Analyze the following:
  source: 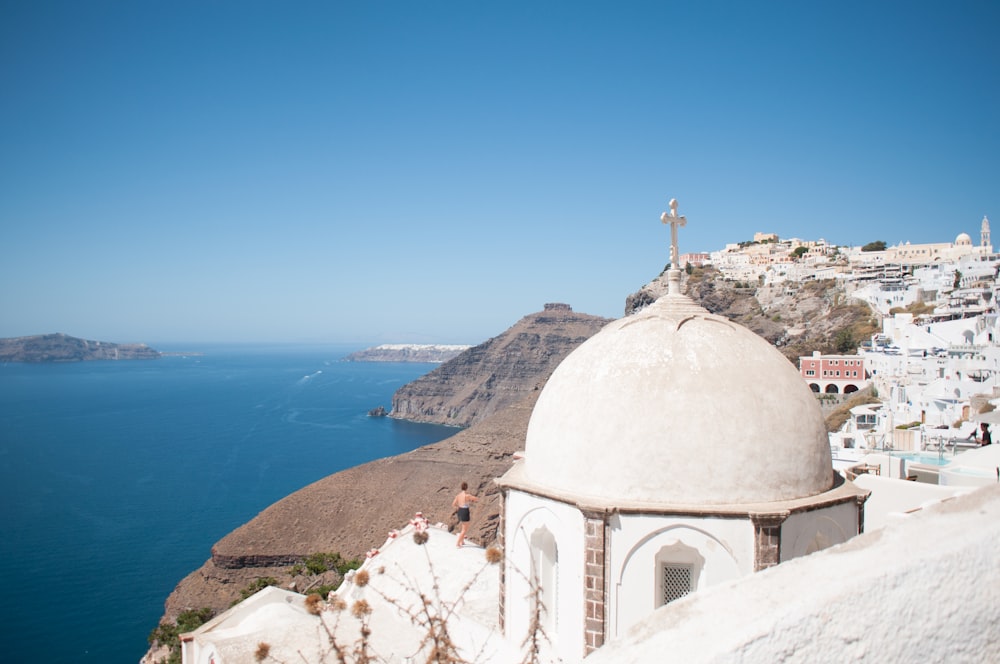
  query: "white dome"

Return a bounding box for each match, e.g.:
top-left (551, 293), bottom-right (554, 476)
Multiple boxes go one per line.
top-left (955, 233), bottom-right (972, 246)
top-left (523, 292), bottom-right (833, 505)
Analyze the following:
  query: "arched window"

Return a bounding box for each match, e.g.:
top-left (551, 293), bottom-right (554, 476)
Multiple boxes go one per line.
top-left (825, 384), bottom-right (840, 394)
top-left (530, 527), bottom-right (558, 638)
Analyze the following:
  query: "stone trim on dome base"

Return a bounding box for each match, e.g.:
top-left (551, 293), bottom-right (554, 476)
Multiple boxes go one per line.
top-left (497, 462), bottom-right (869, 521)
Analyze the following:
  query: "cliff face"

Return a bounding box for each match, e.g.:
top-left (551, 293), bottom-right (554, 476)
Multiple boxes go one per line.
top-left (0, 333), bottom-right (160, 362)
top-left (389, 303), bottom-right (612, 427)
top-left (626, 267), bottom-right (877, 363)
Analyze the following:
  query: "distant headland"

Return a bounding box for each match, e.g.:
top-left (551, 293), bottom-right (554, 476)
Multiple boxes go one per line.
top-left (342, 343), bottom-right (471, 363)
top-left (0, 333), bottom-right (161, 363)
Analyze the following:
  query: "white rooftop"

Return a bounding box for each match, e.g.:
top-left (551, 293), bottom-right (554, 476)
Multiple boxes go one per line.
top-left (523, 288), bottom-right (833, 505)
top-left (183, 521), bottom-right (513, 663)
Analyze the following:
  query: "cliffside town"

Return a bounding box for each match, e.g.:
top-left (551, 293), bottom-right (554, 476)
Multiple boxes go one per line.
top-left (342, 344), bottom-right (470, 363)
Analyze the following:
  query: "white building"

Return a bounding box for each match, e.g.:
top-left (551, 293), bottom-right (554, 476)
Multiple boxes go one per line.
top-left (497, 267), bottom-right (866, 661)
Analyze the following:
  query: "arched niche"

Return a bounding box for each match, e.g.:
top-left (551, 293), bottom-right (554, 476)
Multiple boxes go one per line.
top-left (612, 524), bottom-right (741, 637)
top-left (529, 526), bottom-right (559, 640)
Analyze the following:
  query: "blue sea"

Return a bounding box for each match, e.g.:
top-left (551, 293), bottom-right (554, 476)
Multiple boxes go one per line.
top-left (0, 344), bottom-right (455, 663)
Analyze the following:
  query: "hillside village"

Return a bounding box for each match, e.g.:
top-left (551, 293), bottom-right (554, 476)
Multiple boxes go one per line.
top-left (160, 217), bottom-right (999, 664)
top-left (700, 217), bottom-right (1000, 488)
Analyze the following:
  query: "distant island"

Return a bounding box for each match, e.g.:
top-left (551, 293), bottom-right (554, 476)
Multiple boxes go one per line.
top-left (342, 343), bottom-right (470, 363)
top-left (0, 333), bottom-right (161, 363)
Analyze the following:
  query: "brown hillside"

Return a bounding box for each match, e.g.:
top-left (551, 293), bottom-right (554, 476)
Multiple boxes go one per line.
top-left (158, 393), bottom-right (537, 625)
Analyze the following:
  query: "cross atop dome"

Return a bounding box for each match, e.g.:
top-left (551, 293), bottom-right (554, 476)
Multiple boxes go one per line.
top-left (660, 198), bottom-right (687, 295)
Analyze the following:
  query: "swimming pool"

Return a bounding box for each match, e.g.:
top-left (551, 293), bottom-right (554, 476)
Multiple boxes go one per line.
top-left (890, 452), bottom-right (951, 467)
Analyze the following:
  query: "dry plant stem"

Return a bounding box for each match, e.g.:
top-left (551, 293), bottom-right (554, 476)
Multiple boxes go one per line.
top-left (317, 612), bottom-right (350, 664)
top-left (272, 540), bottom-right (551, 663)
top-left (351, 613), bottom-right (374, 663)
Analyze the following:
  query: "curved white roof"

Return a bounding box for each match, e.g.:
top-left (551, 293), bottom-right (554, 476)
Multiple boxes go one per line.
top-left (955, 232), bottom-right (973, 245)
top-left (522, 292), bottom-right (833, 505)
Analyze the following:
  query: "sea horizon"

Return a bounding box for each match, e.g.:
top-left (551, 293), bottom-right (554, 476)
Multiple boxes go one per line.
top-left (0, 344), bottom-right (455, 663)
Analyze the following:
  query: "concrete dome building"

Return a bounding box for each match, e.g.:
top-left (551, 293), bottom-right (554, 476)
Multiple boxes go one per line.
top-left (955, 232), bottom-right (973, 246)
top-left (497, 201), bottom-right (868, 661)
top-left (522, 292), bottom-right (832, 505)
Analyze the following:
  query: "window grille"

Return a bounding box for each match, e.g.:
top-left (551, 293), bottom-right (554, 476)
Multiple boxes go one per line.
top-left (662, 564), bottom-right (693, 605)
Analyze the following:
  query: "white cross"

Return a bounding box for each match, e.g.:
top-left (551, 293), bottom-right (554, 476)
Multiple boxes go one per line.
top-left (660, 198), bottom-right (687, 269)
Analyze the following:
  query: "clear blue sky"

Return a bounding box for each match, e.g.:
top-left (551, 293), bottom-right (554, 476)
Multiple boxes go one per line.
top-left (2, 2), bottom-right (997, 344)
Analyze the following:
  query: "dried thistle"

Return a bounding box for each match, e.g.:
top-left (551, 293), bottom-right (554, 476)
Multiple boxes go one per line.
top-left (354, 569), bottom-right (370, 587)
top-left (378, 566), bottom-right (386, 574)
top-left (304, 593), bottom-right (324, 615)
top-left (326, 596), bottom-right (347, 612)
top-left (351, 599), bottom-right (372, 618)
top-left (254, 641), bottom-right (271, 661)
top-left (485, 546), bottom-right (503, 564)
top-left (413, 530), bottom-right (430, 545)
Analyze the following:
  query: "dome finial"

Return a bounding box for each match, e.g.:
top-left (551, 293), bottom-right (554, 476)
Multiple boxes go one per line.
top-left (660, 198), bottom-right (687, 295)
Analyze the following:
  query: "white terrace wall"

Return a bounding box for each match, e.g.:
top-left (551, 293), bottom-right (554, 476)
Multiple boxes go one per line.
top-left (587, 485), bottom-right (1000, 664)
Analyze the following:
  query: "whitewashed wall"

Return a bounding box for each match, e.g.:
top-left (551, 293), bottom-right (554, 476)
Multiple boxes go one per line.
top-left (780, 501), bottom-right (857, 560)
top-left (504, 490), bottom-right (586, 663)
top-left (608, 513), bottom-right (753, 638)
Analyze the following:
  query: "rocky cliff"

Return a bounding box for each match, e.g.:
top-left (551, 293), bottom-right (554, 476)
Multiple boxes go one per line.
top-left (389, 303), bottom-right (612, 427)
top-left (0, 333), bottom-right (160, 362)
top-left (626, 267), bottom-right (877, 363)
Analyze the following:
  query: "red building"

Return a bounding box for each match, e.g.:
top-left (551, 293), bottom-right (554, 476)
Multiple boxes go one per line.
top-left (679, 252), bottom-right (711, 267)
top-left (798, 351), bottom-right (869, 394)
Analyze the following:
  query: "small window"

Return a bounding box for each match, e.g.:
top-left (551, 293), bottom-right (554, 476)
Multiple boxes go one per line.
top-left (662, 564), bottom-right (693, 604)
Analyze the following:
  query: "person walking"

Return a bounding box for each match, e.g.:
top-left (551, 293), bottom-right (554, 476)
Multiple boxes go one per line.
top-left (452, 482), bottom-right (478, 548)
